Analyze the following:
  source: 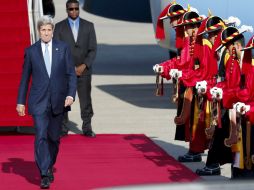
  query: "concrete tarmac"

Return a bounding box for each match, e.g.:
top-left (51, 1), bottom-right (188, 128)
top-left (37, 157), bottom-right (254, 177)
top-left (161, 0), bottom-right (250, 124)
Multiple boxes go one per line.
top-left (53, 2), bottom-right (232, 182)
top-left (57, 2), bottom-right (231, 185)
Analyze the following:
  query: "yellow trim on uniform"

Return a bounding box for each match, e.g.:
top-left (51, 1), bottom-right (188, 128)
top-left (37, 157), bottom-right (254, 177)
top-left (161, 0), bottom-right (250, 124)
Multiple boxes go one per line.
top-left (203, 39), bottom-right (212, 49)
top-left (191, 96), bottom-right (200, 140)
top-left (252, 58), bottom-right (254, 66)
top-left (205, 100), bottom-right (211, 130)
top-left (224, 51), bottom-right (230, 66)
top-left (231, 128), bottom-right (244, 169)
top-left (192, 97), bottom-right (199, 139)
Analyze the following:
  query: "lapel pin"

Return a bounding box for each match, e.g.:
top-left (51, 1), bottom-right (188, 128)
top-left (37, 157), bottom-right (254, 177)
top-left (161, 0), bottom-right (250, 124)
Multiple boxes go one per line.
top-left (56, 48), bottom-right (59, 51)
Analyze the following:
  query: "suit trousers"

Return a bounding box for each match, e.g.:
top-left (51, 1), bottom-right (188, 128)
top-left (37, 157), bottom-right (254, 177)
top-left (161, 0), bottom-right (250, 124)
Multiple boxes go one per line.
top-left (77, 75), bottom-right (94, 132)
top-left (61, 75), bottom-right (94, 133)
top-left (33, 106), bottom-right (63, 176)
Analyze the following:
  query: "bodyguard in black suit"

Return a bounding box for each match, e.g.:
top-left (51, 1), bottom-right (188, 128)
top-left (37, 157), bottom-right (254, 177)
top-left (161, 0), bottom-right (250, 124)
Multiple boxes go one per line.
top-left (16, 16), bottom-right (77, 188)
top-left (53, 0), bottom-right (97, 137)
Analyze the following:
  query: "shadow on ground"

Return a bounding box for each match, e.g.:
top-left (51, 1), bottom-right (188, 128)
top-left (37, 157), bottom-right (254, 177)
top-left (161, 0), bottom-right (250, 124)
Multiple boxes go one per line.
top-left (151, 138), bottom-right (230, 181)
top-left (66, 120), bottom-right (82, 134)
top-left (93, 44), bottom-right (169, 75)
top-left (96, 83), bottom-right (177, 109)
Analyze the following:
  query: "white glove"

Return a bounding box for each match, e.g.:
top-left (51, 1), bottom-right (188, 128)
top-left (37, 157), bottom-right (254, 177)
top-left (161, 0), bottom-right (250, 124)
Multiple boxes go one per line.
top-left (210, 87), bottom-right (223, 99)
top-left (170, 69), bottom-right (182, 79)
top-left (233, 102), bottom-right (250, 115)
top-left (169, 69), bottom-right (178, 78)
top-left (175, 70), bottom-right (182, 79)
top-left (153, 64), bottom-right (163, 73)
top-left (196, 81), bottom-right (207, 94)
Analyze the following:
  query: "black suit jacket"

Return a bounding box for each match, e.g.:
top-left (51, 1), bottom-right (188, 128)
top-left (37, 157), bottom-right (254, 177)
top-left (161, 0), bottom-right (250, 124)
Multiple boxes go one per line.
top-left (53, 18), bottom-right (97, 75)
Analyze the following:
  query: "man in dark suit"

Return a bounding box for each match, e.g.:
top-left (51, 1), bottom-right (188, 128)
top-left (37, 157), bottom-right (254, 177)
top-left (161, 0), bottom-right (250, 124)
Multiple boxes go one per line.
top-left (16, 15), bottom-right (77, 189)
top-left (53, 0), bottom-right (97, 137)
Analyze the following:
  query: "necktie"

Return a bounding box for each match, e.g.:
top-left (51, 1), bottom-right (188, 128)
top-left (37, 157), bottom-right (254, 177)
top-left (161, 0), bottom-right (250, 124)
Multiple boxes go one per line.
top-left (44, 44), bottom-right (51, 76)
top-left (72, 21), bottom-right (78, 42)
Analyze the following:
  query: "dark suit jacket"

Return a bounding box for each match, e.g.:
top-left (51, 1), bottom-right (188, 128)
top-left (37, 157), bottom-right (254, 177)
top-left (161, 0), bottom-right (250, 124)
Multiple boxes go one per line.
top-left (17, 39), bottom-right (77, 115)
top-left (53, 18), bottom-right (97, 75)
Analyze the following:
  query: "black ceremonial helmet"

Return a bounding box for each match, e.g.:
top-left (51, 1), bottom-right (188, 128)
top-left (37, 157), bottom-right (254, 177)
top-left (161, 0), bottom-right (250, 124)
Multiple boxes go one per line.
top-left (176, 11), bottom-right (203, 27)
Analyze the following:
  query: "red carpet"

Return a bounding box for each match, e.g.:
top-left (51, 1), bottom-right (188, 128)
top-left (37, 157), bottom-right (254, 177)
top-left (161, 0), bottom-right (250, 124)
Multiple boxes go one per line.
top-left (0, 0), bottom-right (33, 126)
top-left (0, 134), bottom-right (199, 189)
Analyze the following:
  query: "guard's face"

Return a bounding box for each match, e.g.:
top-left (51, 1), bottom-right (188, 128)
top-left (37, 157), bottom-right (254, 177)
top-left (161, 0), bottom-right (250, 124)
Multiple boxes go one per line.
top-left (227, 44), bottom-right (234, 56)
top-left (170, 16), bottom-right (180, 27)
top-left (208, 31), bottom-right (219, 45)
top-left (39, 24), bottom-right (53, 43)
top-left (67, 3), bottom-right (79, 20)
top-left (185, 24), bottom-right (198, 37)
top-left (227, 42), bottom-right (242, 58)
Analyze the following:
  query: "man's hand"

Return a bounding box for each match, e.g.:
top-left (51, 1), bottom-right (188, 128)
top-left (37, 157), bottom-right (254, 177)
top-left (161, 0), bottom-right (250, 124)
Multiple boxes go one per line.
top-left (16, 104), bottom-right (25, 116)
top-left (75, 64), bottom-right (86, 76)
top-left (65, 96), bottom-right (74, 107)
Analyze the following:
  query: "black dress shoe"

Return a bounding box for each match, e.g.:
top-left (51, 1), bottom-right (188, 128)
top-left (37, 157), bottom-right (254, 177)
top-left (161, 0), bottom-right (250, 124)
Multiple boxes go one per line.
top-left (40, 176), bottom-right (50, 189)
top-left (83, 131), bottom-right (96, 137)
top-left (47, 168), bottom-right (54, 182)
top-left (178, 152), bottom-right (202, 162)
top-left (196, 165), bottom-right (221, 176)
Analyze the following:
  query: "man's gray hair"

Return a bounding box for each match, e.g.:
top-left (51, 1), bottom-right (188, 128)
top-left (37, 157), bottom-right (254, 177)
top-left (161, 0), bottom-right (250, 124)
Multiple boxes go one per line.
top-left (37, 15), bottom-right (54, 30)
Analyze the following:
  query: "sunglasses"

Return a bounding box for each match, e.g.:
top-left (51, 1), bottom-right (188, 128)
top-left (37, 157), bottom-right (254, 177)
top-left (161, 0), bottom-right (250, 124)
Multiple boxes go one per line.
top-left (68, 7), bottom-right (79, 11)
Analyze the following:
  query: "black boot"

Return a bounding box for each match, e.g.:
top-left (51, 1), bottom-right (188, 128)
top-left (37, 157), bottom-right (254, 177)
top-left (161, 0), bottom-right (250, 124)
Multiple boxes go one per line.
top-left (196, 163), bottom-right (221, 176)
top-left (231, 166), bottom-right (254, 179)
top-left (178, 152), bottom-right (202, 162)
